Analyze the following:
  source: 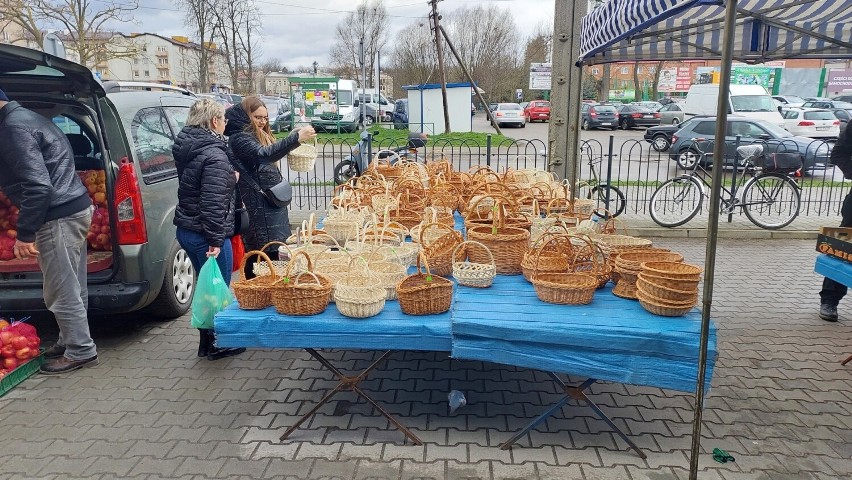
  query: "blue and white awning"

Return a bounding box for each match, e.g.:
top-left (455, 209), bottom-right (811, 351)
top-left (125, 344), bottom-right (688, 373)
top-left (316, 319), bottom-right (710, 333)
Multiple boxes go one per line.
top-left (579, 0), bottom-right (852, 65)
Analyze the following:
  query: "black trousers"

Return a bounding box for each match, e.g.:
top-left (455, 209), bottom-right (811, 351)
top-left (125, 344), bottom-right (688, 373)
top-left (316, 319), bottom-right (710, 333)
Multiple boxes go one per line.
top-left (820, 188), bottom-right (852, 306)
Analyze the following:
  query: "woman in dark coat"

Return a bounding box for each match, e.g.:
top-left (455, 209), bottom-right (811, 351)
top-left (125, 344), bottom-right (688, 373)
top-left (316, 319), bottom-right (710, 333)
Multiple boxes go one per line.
top-left (225, 96), bottom-right (316, 278)
top-left (173, 97), bottom-right (245, 360)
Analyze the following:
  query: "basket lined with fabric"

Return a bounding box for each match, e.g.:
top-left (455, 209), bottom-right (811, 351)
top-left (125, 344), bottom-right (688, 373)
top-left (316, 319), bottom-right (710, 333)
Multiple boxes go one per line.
top-left (396, 253), bottom-right (454, 315)
top-left (451, 240), bottom-right (496, 288)
top-left (419, 221), bottom-right (464, 277)
top-left (270, 251), bottom-right (333, 316)
top-left (251, 241), bottom-right (296, 277)
top-left (333, 258), bottom-right (386, 318)
top-left (466, 202), bottom-right (530, 275)
top-left (287, 137), bottom-right (318, 172)
top-left (233, 250), bottom-right (277, 309)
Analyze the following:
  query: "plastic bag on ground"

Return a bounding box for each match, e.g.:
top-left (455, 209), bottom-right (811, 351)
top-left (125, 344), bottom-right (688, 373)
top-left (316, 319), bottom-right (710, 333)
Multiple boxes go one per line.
top-left (190, 257), bottom-right (233, 330)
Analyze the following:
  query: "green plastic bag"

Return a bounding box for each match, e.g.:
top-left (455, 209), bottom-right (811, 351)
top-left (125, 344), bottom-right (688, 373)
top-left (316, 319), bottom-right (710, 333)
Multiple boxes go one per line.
top-left (190, 257), bottom-right (233, 330)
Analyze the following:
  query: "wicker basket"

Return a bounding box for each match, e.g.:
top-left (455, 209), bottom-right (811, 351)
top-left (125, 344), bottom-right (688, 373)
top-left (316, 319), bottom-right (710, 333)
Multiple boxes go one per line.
top-left (270, 251), bottom-right (333, 316)
top-left (452, 240), bottom-right (497, 288)
top-left (638, 271), bottom-right (700, 291)
top-left (369, 260), bottom-right (407, 300)
top-left (636, 276), bottom-right (698, 304)
top-left (419, 222), bottom-right (464, 277)
top-left (323, 205), bottom-right (367, 246)
top-left (467, 205), bottom-right (530, 275)
top-left (333, 259), bottom-right (386, 318)
top-left (570, 240), bottom-right (612, 289)
top-left (287, 137), bottom-right (318, 172)
top-left (369, 152), bottom-right (403, 179)
top-left (396, 254), bottom-right (454, 315)
top-left (641, 261), bottom-right (703, 281)
top-left (638, 297), bottom-right (696, 317)
top-left (375, 242), bottom-right (420, 268)
top-left (232, 250), bottom-right (276, 309)
top-left (521, 233), bottom-right (574, 282)
top-left (251, 241), bottom-right (296, 277)
top-left (532, 272), bottom-right (598, 305)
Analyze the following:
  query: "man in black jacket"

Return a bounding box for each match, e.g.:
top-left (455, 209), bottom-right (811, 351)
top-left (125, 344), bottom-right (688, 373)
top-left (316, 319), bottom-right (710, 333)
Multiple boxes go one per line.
top-left (0, 88), bottom-right (99, 373)
top-left (819, 126), bottom-right (852, 322)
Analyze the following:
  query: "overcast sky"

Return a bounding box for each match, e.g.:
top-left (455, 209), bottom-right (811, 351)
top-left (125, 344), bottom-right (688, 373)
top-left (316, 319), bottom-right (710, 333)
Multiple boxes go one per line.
top-left (109, 0), bottom-right (555, 69)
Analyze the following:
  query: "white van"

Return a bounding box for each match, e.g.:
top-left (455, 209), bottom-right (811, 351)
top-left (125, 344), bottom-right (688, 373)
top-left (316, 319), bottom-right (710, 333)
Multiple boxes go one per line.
top-left (357, 89), bottom-right (393, 121)
top-left (310, 78), bottom-right (359, 133)
top-left (684, 84), bottom-right (784, 128)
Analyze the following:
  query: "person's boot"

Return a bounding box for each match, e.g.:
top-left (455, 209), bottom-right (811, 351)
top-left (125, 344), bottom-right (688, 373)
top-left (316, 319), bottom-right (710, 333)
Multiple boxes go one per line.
top-left (819, 303), bottom-right (838, 322)
top-left (206, 330), bottom-right (245, 360)
top-left (197, 329), bottom-right (212, 357)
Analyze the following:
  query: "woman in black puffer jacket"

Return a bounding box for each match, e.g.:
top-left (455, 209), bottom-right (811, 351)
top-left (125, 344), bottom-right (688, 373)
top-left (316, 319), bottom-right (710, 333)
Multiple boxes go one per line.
top-left (173, 97), bottom-right (244, 361)
top-left (225, 96), bottom-right (316, 278)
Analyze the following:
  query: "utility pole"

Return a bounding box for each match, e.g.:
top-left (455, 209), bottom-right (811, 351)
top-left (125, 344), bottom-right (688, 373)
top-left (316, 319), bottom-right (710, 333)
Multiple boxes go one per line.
top-left (429, 0), bottom-right (451, 134)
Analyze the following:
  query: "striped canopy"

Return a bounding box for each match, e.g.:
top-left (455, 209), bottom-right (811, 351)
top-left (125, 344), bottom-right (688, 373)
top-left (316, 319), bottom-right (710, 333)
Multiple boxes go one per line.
top-left (578, 0), bottom-right (852, 65)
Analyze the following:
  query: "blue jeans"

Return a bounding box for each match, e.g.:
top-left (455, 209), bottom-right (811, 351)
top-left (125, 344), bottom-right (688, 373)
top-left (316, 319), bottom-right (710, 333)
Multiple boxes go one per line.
top-left (34, 206), bottom-right (97, 361)
top-left (176, 227), bottom-right (233, 287)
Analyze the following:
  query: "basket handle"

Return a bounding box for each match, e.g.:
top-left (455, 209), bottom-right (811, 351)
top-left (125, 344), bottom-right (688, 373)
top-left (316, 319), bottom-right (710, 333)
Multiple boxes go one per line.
top-left (281, 250), bottom-right (314, 282)
top-left (415, 251), bottom-right (434, 279)
top-left (239, 250), bottom-right (276, 279)
top-left (374, 243), bottom-right (404, 264)
top-left (530, 235), bottom-right (574, 281)
top-left (451, 240), bottom-right (495, 267)
top-left (418, 221), bottom-right (457, 247)
top-left (290, 270), bottom-right (322, 287)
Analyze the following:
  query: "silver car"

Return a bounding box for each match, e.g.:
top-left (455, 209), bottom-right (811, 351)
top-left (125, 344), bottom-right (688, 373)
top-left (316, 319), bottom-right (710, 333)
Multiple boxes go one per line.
top-left (493, 103), bottom-right (526, 128)
top-left (656, 103), bottom-right (685, 125)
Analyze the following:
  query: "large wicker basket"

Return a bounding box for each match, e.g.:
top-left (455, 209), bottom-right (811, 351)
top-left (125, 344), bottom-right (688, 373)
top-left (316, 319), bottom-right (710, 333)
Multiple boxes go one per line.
top-left (287, 137), bottom-right (318, 172)
top-left (521, 233), bottom-right (574, 282)
top-left (232, 250), bottom-right (276, 310)
top-left (396, 254), bottom-right (454, 315)
top-left (529, 241), bottom-right (597, 304)
top-left (270, 251), bottom-right (333, 316)
top-left (467, 205), bottom-right (530, 275)
top-left (451, 240), bottom-right (496, 288)
top-left (333, 258), bottom-right (386, 318)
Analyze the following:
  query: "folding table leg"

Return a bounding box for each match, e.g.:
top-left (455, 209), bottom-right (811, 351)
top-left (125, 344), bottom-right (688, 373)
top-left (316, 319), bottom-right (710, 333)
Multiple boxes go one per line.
top-left (500, 374), bottom-right (647, 459)
top-left (279, 349), bottom-right (422, 445)
top-left (842, 353), bottom-right (852, 366)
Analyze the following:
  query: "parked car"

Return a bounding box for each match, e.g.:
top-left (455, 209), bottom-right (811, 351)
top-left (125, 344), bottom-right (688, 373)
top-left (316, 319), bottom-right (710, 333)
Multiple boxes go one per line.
top-left (633, 101), bottom-right (663, 111)
top-left (392, 99), bottom-right (408, 129)
top-left (488, 103), bottom-right (498, 112)
top-left (802, 100), bottom-right (852, 109)
top-left (616, 104), bottom-right (661, 129)
top-left (781, 108), bottom-right (841, 139)
top-left (772, 95), bottom-right (805, 108)
top-left (656, 103), bottom-right (685, 125)
top-left (492, 103), bottom-right (526, 128)
top-left (830, 107), bottom-right (852, 134)
top-left (669, 116), bottom-right (831, 171)
top-left (833, 94), bottom-right (852, 103)
top-left (523, 100), bottom-right (551, 122)
top-left (643, 117), bottom-right (707, 152)
top-left (0, 44), bottom-right (202, 318)
top-left (197, 93), bottom-right (232, 109)
top-left (580, 103), bottom-right (619, 130)
top-left (222, 93), bottom-right (243, 105)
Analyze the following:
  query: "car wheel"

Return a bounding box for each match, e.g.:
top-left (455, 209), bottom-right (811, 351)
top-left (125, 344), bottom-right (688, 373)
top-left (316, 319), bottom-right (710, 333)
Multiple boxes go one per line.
top-left (652, 134), bottom-right (671, 152)
top-left (521, 122), bottom-right (526, 128)
top-left (676, 148), bottom-right (701, 170)
top-left (144, 241), bottom-right (194, 319)
top-left (363, 115), bottom-right (374, 127)
top-left (582, 119), bottom-right (590, 130)
top-left (621, 120), bottom-right (629, 130)
top-left (672, 118), bottom-right (680, 126)
top-left (525, 115), bottom-right (531, 123)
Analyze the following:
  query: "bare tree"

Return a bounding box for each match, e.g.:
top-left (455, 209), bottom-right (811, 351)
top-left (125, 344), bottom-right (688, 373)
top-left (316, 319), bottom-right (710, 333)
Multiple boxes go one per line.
top-left (0, 0), bottom-right (46, 48)
top-left (651, 61), bottom-right (665, 100)
top-left (180, 0), bottom-right (216, 91)
top-left (329, 0), bottom-right (390, 87)
top-left (388, 22), bottom-right (436, 97)
top-left (238, 8), bottom-right (262, 94)
top-left (522, 20), bottom-right (553, 99)
top-left (261, 57), bottom-right (286, 74)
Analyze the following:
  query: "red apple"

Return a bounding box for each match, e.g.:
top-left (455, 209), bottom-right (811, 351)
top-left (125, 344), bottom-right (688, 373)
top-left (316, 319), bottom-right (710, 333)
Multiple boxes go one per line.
top-left (10, 335), bottom-right (27, 350)
top-left (27, 337), bottom-right (40, 349)
top-left (2, 357), bottom-right (17, 370)
top-left (1, 344), bottom-right (15, 358)
top-left (14, 347), bottom-right (31, 360)
top-left (0, 330), bottom-right (14, 344)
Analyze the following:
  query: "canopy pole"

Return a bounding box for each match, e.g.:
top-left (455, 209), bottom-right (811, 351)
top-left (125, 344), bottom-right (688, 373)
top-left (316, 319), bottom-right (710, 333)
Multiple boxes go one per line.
top-left (690, 0), bottom-right (738, 478)
top-left (550, 0), bottom-right (586, 185)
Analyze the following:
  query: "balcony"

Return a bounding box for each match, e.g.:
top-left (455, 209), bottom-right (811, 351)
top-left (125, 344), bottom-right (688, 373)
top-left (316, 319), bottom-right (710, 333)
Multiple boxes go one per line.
top-left (155, 50), bottom-right (168, 57)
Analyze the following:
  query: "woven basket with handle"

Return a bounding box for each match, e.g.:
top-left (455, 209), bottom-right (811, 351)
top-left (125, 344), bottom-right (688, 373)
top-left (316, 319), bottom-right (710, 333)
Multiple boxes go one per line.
top-left (287, 137), bottom-right (318, 172)
top-left (529, 238), bottom-right (597, 305)
top-left (451, 240), bottom-right (496, 288)
top-left (396, 253), bottom-right (454, 315)
top-left (419, 221), bottom-right (464, 277)
top-left (233, 250), bottom-right (277, 310)
top-left (333, 257), bottom-right (386, 318)
top-left (270, 251), bottom-right (332, 316)
top-left (467, 201), bottom-right (530, 275)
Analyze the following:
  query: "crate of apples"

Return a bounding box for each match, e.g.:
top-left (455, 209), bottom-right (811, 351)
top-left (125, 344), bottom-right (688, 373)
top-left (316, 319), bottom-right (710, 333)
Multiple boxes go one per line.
top-left (0, 318), bottom-right (40, 378)
top-left (0, 191), bottom-right (18, 261)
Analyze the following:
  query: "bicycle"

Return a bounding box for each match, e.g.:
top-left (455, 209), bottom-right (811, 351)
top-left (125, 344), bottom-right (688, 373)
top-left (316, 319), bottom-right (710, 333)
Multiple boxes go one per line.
top-left (648, 140), bottom-right (802, 229)
top-left (577, 145), bottom-right (627, 217)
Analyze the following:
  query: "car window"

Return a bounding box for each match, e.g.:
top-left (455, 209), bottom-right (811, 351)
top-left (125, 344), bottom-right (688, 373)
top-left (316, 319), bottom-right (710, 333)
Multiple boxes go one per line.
top-left (835, 101), bottom-right (852, 109)
top-left (783, 110), bottom-right (800, 119)
top-left (500, 104), bottom-right (522, 111)
top-left (803, 111), bottom-right (837, 121)
top-left (730, 122), bottom-right (768, 138)
top-left (692, 121), bottom-right (716, 136)
top-left (595, 106), bottom-right (617, 113)
top-left (730, 95), bottom-right (776, 112)
top-left (836, 110), bottom-right (851, 120)
top-left (53, 115), bottom-right (83, 134)
top-left (131, 107), bottom-right (178, 183)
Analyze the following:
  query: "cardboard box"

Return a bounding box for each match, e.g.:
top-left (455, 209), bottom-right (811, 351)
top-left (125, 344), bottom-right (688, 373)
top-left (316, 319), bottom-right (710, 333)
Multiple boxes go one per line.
top-left (816, 227), bottom-right (852, 263)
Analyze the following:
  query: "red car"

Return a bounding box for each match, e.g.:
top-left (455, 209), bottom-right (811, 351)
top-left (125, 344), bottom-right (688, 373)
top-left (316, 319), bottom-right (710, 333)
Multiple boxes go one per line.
top-left (524, 100), bottom-right (551, 123)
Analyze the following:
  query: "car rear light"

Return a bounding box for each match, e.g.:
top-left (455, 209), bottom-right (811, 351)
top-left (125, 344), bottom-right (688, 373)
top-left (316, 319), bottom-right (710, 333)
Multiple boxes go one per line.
top-left (672, 135), bottom-right (679, 143)
top-left (114, 156), bottom-right (148, 245)
top-left (632, 113), bottom-right (643, 118)
top-left (496, 112), bottom-right (503, 117)
top-left (654, 113), bottom-right (661, 118)
top-left (798, 121), bottom-right (815, 126)
top-left (833, 120), bottom-right (841, 125)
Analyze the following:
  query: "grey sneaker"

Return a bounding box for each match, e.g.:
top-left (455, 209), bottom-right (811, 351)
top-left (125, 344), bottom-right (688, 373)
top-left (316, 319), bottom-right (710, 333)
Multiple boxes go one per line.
top-left (819, 304), bottom-right (838, 322)
top-left (40, 355), bottom-right (98, 375)
top-left (42, 343), bottom-right (66, 359)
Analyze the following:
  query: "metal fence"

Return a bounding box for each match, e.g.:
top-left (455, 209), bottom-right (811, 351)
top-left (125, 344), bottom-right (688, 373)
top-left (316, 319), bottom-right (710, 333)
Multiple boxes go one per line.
top-left (285, 134), bottom-right (844, 217)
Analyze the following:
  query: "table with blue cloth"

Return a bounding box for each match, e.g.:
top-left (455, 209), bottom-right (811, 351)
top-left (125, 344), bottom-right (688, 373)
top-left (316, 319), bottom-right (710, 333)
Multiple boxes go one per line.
top-left (215, 270), bottom-right (717, 455)
top-left (814, 254), bottom-right (852, 366)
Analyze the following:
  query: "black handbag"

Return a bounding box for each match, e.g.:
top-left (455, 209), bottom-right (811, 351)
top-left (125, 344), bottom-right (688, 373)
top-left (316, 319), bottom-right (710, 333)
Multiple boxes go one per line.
top-left (228, 156), bottom-right (292, 209)
top-left (234, 203), bottom-right (250, 234)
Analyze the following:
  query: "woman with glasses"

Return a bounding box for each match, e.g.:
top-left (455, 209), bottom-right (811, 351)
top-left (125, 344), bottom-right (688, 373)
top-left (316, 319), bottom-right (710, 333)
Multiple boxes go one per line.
top-left (225, 96), bottom-right (316, 278)
top-left (173, 97), bottom-right (245, 360)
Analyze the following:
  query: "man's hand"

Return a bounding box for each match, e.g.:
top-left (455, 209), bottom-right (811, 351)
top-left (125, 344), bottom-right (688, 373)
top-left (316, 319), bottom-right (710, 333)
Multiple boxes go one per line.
top-left (13, 240), bottom-right (39, 259)
top-left (206, 246), bottom-right (221, 258)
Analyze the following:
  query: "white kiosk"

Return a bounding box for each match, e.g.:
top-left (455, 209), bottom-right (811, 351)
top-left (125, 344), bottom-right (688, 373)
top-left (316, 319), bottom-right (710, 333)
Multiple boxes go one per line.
top-left (403, 82), bottom-right (473, 135)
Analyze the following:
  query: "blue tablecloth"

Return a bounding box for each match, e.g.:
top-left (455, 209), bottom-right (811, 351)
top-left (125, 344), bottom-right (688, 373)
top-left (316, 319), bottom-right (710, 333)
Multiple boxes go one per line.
top-left (814, 254), bottom-right (852, 287)
top-left (451, 275), bottom-right (716, 393)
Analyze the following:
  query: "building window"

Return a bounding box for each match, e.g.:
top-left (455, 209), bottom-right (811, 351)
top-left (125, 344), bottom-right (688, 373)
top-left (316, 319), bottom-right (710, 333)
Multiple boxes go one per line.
top-left (620, 67), bottom-right (629, 74)
top-left (637, 67), bottom-right (643, 74)
top-left (144, 70), bottom-right (150, 77)
top-left (157, 46), bottom-right (167, 52)
top-left (592, 67), bottom-right (599, 75)
top-left (159, 58), bottom-right (167, 65)
top-left (134, 70), bottom-right (139, 77)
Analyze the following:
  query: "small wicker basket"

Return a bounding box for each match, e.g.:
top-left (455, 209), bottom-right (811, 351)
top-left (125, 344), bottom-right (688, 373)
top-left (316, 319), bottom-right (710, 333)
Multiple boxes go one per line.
top-left (232, 250), bottom-right (277, 309)
top-left (270, 251), bottom-right (333, 316)
top-left (396, 254), bottom-right (454, 315)
top-left (333, 258), bottom-right (386, 318)
top-left (452, 240), bottom-right (496, 288)
top-left (420, 222), bottom-right (464, 277)
top-left (529, 241), bottom-right (597, 305)
top-left (287, 137), bottom-right (318, 172)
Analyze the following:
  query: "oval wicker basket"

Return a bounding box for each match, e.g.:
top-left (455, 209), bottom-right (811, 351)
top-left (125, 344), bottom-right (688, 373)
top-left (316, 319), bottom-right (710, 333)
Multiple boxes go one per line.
top-left (641, 261), bottom-right (703, 280)
top-left (636, 277), bottom-right (698, 304)
top-left (521, 232), bottom-right (574, 282)
top-left (452, 240), bottom-right (496, 288)
top-left (419, 222), bottom-right (464, 277)
top-left (467, 205), bottom-right (530, 275)
top-left (637, 273), bottom-right (699, 302)
top-left (333, 258), bottom-right (386, 318)
top-left (396, 254), bottom-right (454, 315)
top-left (270, 251), bottom-right (333, 316)
top-left (638, 298), bottom-right (696, 317)
top-left (369, 260), bottom-right (407, 300)
top-left (232, 250), bottom-right (276, 310)
top-left (529, 239), bottom-right (597, 305)
top-left (287, 137), bottom-right (318, 172)
top-left (638, 271), bottom-right (700, 291)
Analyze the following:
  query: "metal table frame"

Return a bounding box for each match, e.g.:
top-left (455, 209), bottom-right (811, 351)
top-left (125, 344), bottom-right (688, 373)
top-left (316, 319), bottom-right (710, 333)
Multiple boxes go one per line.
top-left (278, 348), bottom-right (423, 445)
top-left (499, 373), bottom-right (647, 459)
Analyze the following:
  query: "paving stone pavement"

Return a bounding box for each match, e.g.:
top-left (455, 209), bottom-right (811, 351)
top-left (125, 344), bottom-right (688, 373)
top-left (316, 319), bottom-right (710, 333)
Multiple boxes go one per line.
top-left (1, 238), bottom-right (851, 480)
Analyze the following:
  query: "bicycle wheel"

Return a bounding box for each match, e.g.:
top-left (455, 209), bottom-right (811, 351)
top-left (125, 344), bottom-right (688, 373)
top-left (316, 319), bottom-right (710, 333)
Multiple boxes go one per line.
top-left (741, 174), bottom-right (800, 229)
top-left (590, 184), bottom-right (626, 217)
top-left (649, 176), bottom-right (704, 227)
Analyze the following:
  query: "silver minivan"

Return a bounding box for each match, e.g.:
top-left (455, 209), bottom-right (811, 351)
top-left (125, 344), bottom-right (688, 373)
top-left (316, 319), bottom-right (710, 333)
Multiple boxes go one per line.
top-left (0, 44), bottom-right (197, 319)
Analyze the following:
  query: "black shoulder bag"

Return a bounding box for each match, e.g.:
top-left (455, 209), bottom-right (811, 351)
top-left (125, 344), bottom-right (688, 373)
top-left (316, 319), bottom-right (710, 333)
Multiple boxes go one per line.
top-left (228, 156), bottom-right (292, 209)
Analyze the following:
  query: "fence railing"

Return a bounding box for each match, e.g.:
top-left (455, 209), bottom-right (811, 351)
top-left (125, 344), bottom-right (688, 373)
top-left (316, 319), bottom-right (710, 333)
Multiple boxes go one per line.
top-left (285, 134), bottom-right (844, 218)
